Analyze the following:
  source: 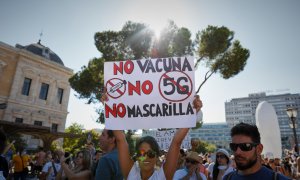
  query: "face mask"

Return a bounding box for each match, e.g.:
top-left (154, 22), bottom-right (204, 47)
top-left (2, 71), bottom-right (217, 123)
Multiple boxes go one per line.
top-left (218, 165), bottom-right (227, 170)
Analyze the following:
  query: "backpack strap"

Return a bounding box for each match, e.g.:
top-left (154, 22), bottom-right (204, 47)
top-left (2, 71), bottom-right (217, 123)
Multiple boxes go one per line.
top-left (51, 162), bottom-right (57, 176)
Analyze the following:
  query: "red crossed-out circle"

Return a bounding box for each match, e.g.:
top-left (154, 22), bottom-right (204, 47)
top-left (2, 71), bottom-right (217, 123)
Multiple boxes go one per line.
top-left (158, 70), bottom-right (193, 102)
top-left (106, 78), bottom-right (126, 99)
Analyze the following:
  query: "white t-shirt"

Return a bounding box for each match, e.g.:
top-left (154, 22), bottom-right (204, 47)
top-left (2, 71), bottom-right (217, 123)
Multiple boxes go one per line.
top-left (42, 161), bottom-right (61, 180)
top-left (173, 168), bottom-right (207, 180)
top-left (208, 164), bottom-right (234, 179)
top-left (127, 162), bottom-right (166, 180)
top-left (207, 162), bottom-right (215, 173)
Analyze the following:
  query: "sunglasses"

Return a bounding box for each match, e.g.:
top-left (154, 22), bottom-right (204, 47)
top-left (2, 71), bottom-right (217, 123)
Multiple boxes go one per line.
top-left (230, 143), bottom-right (258, 152)
top-left (216, 154), bottom-right (227, 159)
top-left (137, 149), bottom-right (157, 159)
top-left (185, 159), bottom-right (199, 165)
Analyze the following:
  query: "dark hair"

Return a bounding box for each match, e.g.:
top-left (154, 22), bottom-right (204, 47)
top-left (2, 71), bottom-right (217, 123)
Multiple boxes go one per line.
top-left (106, 130), bottom-right (116, 144)
top-left (180, 149), bottom-right (186, 156)
top-left (135, 136), bottom-right (160, 157)
top-left (212, 152), bottom-right (230, 180)
top-left (77, 149), bottom-right (92, 171)
top-left (107, 130), bottom-right (114, 138)
top-left (0, 129), bottom-right (7, 153)
top-left (231, 122), bottom-right (261, 144)
top-left (64, 151), bottom-right (71, 165)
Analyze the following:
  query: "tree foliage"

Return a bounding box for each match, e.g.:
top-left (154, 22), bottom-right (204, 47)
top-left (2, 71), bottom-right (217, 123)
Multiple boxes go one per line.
top-left (196, 140), bottom-right (217, 154)
top-left (194, 25), bottom-right (250, 93)
top-left (7, 133), bottom-right (26, 152)
top-left (63, 123), bottom-right (100, 154)
top-left (69, 21), bottom-right (250, 127)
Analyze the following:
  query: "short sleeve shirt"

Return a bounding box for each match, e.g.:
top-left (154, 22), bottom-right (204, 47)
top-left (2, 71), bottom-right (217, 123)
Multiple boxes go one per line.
top-left (173, 168), bottom-right (207, 180)
top-left (42, 162), bottom-right (61, 180)
top-left (223, 166), bottom-right (291, 180)
top-left (127, 162), bottom-right (166, 180)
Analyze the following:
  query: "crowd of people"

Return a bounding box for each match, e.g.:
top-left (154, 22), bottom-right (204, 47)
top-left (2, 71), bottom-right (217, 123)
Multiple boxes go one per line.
top-left (0, 96), bottom-right (298, 180)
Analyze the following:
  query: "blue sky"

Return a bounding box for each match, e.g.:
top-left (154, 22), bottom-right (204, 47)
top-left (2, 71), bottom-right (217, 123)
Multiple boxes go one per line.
top-left (1, 0), bottom-right (299, 130)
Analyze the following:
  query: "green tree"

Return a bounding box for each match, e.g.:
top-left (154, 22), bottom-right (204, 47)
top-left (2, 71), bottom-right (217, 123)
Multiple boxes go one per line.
top-left (196, 140), bottom-right (216, 154)
top-left (63, 123), bottom-right (100, 154)
top-left (69, 21), bottom-right (249, 130)
top-left (194, 25), bottom-right (250, 93)
top-left (69, 20), bottom-right (193, 110)
top-left (7, 133), bottom-right (26, 152)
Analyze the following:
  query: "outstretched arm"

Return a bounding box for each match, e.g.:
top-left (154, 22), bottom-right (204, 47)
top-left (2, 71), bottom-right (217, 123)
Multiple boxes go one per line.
top-left (113, 130), bottom-right (134, 179)
top-left (164, 95), bottom-right (203, 180)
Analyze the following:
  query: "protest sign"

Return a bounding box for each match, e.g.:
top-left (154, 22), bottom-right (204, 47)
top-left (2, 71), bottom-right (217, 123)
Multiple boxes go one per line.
top-left (104, 57), bottom-right (196, 130)
top-left (143, 129), bottom-right (191, 150)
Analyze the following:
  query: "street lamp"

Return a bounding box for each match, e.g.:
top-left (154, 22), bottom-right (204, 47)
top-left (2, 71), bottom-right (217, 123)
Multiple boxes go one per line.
top-left (286, 108), bottom-right (298, 154)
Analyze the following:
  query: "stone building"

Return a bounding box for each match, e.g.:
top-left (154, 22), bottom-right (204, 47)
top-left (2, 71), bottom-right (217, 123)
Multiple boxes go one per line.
top-left (0, 40), bottom-right (73, 149)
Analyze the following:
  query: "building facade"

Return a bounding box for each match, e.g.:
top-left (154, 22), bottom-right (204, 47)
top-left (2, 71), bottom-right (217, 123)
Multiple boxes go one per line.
top-left (190, 122), bottom-right (231, 150)
top-left (225, 92), bottom-right (300, 149)
top-left (0, 41), bottom-right (73, 149)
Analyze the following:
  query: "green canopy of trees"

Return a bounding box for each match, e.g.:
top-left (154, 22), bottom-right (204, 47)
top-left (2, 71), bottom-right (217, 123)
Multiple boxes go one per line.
top-left (69, 20), bottom-right (250, 125)
top-left (63, 123), bottom-right (100, 154)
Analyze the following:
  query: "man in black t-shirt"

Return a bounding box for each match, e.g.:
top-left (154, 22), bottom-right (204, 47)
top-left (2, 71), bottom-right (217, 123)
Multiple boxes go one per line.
top-left (223, 123), bottom-right (290, 180)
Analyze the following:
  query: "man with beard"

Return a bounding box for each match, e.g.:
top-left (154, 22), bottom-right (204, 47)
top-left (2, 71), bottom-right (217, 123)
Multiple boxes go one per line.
top-left (95, 129), bottom-right (123, 180)
top-left (224, 123), bottom-right (290, 180)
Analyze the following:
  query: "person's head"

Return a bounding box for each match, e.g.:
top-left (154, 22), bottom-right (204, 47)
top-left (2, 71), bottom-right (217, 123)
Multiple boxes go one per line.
top-left (274, 158), bottom-right (281, 166)
top-left (215, 149), bottom-right (230, 166)
top-left (191, 138), bottom-right (199, 150)
top-left (75, 149), bottom-right (92, 170)
top-left (213, 149), bottom-right (230, 179)
top-left (135, 136), bottom-right (160, 172)
top-left (99, 129), bottom-right (116, 152)
top-left (185, 151), bottom-right (201, 170)
top-left (0, 129), bottom-right (7, 153)
top-left (230, 123), bottom-right (263, 171)
top-left (52, 150), bottom-right (60, 163)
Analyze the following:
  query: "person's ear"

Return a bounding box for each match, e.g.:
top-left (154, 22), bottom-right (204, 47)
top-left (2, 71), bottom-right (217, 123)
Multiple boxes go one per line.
top-left (256, 143), bottom-right (263, 155)
top-left (109, 137), bottom-right (116, 144)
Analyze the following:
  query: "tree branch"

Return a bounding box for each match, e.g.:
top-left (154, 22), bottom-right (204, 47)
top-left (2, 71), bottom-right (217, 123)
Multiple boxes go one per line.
top-left (194, 56), bottom-right (204, 69)
top-left (196, 70), bottom-right (214, 94)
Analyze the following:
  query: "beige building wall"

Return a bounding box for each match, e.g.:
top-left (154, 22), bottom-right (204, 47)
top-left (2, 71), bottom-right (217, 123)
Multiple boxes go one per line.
top-left (0, 41), bottom-right (73, 149)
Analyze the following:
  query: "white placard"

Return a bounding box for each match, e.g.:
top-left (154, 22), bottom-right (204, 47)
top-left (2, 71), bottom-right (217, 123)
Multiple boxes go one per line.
top-left (143, 129), bottom-right (191, 150)
top-left (104, 57), bottom-right (196, 130)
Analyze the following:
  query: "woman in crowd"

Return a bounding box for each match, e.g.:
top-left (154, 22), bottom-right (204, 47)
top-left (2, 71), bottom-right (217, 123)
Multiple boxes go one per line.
top-left (112, 96), bottom-right (202, 180)
top-left (208, 149), bottom-right (234, 180)
top-left (56, 149), bottom-right (92, 180)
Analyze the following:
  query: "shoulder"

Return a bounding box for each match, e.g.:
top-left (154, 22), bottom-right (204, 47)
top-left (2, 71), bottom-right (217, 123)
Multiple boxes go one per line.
top-left (77, 169), bottom-right (92, 177)
top-left (152, 166), bottom-right (166, 180)
top-left (223, 171), bottom-right (235, 180)
top-left (174, 168), bottom-right (186, 177)
top-left (276, 172), bottom-right (292, 180)
top-left (128, 162), bottom-right (140, 179)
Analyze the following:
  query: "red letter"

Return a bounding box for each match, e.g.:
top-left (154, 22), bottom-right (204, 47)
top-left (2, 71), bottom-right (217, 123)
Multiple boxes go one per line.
top-left (142, 80), bottom-right (153, 95)
top-left (117, 103), bottom-right (126, 117)
top-left (124, 60), bottom-right (134, 74)
top-left (128, 81), bottom-right (141, 95)
top-left (114, 62), bottom-right (123, 75)
top-left (105, 104), bottom-right (117, 118)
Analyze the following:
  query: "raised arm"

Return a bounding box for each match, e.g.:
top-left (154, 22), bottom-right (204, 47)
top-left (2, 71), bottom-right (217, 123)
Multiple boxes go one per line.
top-left (164, 128), bottom-right (189, 180)
top-left (113, 130), bottom-right (134, 179)
top-left (164, 95), bottom-right (202, 179)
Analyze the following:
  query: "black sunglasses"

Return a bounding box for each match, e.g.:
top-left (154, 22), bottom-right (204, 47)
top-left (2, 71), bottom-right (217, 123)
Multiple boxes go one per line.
top-left (216, 154), bottom-right (227, 159)
top-left (137, 149), bottom-right (157, 159)
top-left (230, 143), bottom-right (258, 151)
top-left (185, 159), bottom-right (198, 165)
